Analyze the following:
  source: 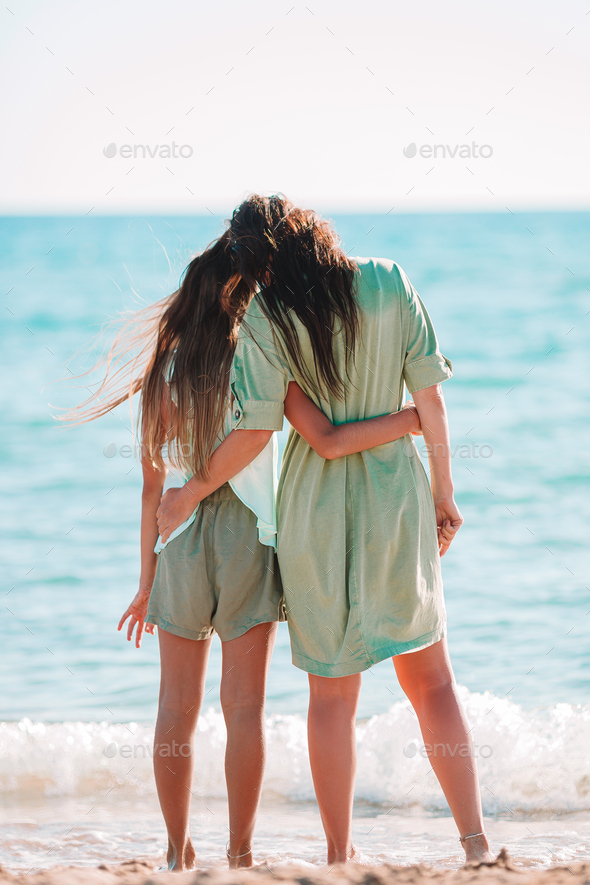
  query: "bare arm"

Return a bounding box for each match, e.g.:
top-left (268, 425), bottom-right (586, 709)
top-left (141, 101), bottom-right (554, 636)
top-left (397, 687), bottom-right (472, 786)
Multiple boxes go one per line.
top-left (156, 383), bottom-right (424, 542)
top-left (118, 392), bottom-right (170, 646)
top-left (156, 428), bottom-right (272, 543)
top-left (139, 456), bottom-right (167, 590)
top-left (412, 383), bottom-right (463, 557)
top-left (284, 381), bottom-right (421, 459)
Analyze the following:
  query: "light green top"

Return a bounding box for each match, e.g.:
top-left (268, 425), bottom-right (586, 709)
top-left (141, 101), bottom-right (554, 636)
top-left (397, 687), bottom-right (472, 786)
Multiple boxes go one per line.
top-left (231, 258), bottom-right (452, 677)
top-left (154, 406), bottom-right (278, 553)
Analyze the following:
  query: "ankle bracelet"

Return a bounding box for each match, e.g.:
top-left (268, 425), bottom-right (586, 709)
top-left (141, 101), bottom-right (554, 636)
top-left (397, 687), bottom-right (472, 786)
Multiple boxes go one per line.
top-left (226, 842), bottom-right (252, 860)
top-left (460, 832), bottom-right (485, 843)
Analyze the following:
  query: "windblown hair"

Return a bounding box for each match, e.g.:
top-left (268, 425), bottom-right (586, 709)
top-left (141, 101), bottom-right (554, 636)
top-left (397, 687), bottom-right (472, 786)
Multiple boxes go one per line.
top-left (60, 232), bottom-right (248, 480)
top-left (61, 195), bottom-right (359, 478)
top-left (226, 194), bottom-right (360, 399)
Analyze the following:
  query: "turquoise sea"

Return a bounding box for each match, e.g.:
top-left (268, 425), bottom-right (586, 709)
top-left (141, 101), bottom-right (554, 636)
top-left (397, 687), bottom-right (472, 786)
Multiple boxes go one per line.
top-left (1, 213), bottom-right (590, 871)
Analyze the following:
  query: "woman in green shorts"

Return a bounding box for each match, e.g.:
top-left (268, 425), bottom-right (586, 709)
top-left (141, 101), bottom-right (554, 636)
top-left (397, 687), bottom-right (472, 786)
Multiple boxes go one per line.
top-left (158, 195), bottom-right (494, 866)
top-left (66, 231), bottom-right (425, 870)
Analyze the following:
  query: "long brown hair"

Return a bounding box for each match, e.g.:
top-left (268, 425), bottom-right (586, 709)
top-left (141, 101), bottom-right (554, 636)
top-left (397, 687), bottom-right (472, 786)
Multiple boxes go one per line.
top-left (60, 231), bottom-right (251, 480)
top-left (61, 195), bottom-right (358, 478)
top-left (226, 194), bottom-right (360, 398)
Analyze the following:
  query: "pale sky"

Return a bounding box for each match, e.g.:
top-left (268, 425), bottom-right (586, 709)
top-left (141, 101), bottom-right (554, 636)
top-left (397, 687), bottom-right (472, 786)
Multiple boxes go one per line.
top-left (1, 0), bottom-right (589, 213)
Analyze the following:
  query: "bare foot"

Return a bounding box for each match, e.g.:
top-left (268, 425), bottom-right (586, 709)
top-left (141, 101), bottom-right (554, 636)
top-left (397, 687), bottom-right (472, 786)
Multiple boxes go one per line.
top-left (167, 839), bottom-right (196, 872)
top-left (327, 844), bottom-right (358, 865)
top-left (462, 833), bottom-right (495, 865)
top-left (227, 844), bottom-right (253, 869)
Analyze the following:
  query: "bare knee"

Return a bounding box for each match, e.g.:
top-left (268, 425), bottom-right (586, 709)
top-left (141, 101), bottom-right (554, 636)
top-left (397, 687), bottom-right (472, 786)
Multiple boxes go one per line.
top-left (220, 686), bottom-right (265, 724)
top-left (402, 668), bottom-right (456, 708)
top-left (309, 673), bottom-right (361, 700)
top-left (157, 690), bottom-right (200, 725)
top-left (308, 674), bottom-right (361, 717)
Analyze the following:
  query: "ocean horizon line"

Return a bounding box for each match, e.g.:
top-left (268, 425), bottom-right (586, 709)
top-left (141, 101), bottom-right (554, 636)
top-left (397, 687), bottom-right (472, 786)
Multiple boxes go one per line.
top-left (1, 206), bottom-right (590, 218)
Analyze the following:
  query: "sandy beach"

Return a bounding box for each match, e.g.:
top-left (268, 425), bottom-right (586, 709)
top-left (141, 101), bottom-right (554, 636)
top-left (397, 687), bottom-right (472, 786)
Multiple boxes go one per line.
top-left (3, 851), bottom-right (589, 885)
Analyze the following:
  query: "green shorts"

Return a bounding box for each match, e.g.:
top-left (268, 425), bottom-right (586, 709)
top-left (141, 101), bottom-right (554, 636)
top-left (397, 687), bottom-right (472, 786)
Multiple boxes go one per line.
top-left (147, 484), bottom-right (284, 642)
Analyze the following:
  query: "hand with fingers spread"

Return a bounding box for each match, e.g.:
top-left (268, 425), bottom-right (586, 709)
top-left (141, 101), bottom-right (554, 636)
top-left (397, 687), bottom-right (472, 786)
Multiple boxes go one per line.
top-left (156, 486), bottom-right (196, 543)
top-left (118, 586), bottom-right (155, 648)
top-left (434, 496), bottom-right (464, 557)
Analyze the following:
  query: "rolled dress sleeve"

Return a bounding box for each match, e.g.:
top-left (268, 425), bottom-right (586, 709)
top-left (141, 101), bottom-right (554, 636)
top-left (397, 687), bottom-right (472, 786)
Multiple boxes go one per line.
top-left (400, 268), bottom-right (453, 393)
top-left (231, 303), bottom-right (292, 431)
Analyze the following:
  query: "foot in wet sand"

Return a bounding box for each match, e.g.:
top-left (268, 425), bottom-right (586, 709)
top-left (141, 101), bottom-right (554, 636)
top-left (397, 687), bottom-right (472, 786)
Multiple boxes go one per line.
top-left (327, 844), bottom-right (358, 865)
top-left (167, 839), bottom-right (196, 872)
top-left (227, 844), bottom-right (253, 869)
top-left (462, 833), bottom-right (495, 865)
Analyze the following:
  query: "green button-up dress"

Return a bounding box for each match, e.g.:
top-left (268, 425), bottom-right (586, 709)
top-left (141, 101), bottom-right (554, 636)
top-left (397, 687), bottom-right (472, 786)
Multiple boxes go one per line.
top-left (231, 258), bottom-right (453, 677)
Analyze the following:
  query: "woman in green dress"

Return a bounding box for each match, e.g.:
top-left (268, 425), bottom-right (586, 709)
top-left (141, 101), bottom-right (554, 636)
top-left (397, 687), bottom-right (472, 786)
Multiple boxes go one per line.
top-left (157, 195), bottom-right (494, 866)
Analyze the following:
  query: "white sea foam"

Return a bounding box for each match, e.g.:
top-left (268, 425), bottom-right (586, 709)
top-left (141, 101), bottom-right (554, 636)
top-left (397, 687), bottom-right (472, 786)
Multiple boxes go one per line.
top-left (2, 687), bottom-right (589, 814)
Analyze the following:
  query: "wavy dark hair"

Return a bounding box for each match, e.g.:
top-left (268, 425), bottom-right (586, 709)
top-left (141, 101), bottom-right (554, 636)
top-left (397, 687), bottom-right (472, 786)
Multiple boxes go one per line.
top-left (61, 195), bottom-right (358, 477)
top-left (226, 194), bottom-right (360, 398)
top-left (60, 232), bottom-right (251, 480)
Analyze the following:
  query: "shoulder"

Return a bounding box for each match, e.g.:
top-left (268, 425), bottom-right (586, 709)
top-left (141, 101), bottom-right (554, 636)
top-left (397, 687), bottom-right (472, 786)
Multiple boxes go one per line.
top-left (236, 295), bottom-right (286, 366)
top-left (351, 257), bottom-right (412, 303)
top-left (240, 296), bottom-right (274, 341)
top-left (243, 293), bottom-right (270, 323)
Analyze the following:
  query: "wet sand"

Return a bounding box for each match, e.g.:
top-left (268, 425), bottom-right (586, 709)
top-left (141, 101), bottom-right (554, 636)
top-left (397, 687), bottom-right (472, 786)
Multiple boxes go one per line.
top-left (3, 850), bottom-right (589, 885)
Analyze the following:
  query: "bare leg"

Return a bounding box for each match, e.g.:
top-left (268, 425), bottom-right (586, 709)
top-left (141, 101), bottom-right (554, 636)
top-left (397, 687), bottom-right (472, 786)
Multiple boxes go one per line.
top-left (154, 628), bottom-right (212, 871)
top-left (394, 638), bottom-right (494, 863)
top-left (220, 622), bottom-right (277, 869)
top-left (307, 673), bottom-right (362, 864)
